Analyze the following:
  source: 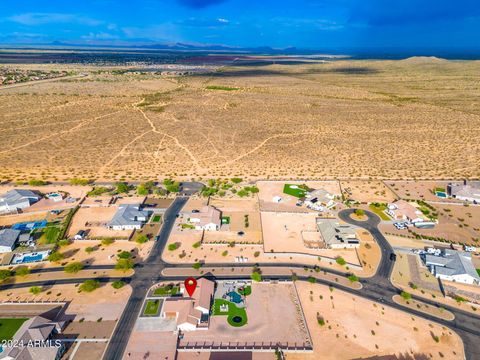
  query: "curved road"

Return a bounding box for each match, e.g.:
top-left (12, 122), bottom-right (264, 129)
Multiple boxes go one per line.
top-left (2, 204), bottom-right (480, 360)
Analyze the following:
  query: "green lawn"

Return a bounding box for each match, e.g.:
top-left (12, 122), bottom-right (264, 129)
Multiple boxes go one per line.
top-left (212, 299), bottom-right (248, 327)
top-left (38, 226), bottom-right (61, 245)
top-left (283, 184), bottom-right (308, 198)
top-left (368, 203), bottom-right (390, 221)
top-left (221, 216), bottom-right (231, 225)
top-left (153, 285), bottom-right (179, 296)
top-left (434, 187), bottom-right (446, 193)
top-left (477, 269), bottom-right (480, 277)
top-left (152, 215), bottom-right (161, 223)
top-left (238, 285), bottom-right (252, 296)
top-left (143, 299), bottom-right (161, 316)
top-left (0, 318), bottom-right (28, 341)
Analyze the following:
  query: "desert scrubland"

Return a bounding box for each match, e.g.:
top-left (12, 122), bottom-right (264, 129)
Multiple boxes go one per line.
top-left (0, 58), bottom-right (479, 181)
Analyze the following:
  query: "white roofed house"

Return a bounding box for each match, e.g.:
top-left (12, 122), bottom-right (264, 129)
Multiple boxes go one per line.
top-left (386, 200), bottom-right (426, 223)
top-left (422, 249), bottom-right (480, 285)
top-left (305, 189), bottom-right (336, 211)
top-left (107, 204), bottom-right (150, 231)
top-left (316, 219), bottom-right (360, 249)
top-left (0, 189), bottom-right (41, 214)
top-left (447, 180), bottom-right (480, 203)
top-left (0, 228), bottom-right (21, 253)
top-left (188, 206), bottom-right (221, 231)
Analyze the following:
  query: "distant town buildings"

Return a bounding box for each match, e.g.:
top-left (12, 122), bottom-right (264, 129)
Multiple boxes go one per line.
top-left (188, 206), bottom-right (221, 231)
top-left (108, 204), bottom-right (150, 230)
top-left (0, 189), bottom-right (41, 214)
top-left (316, 219), bottom-right (360, 249)
top-left (422, 249), bottom-right (480, 285)
top-left (161, 278), bottom-right (215, 331)
top-left (447, 180), bottom-right (480, 203)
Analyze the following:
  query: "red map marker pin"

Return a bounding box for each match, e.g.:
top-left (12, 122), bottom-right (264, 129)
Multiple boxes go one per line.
top-left (184, 277), bottom-right (197, 297)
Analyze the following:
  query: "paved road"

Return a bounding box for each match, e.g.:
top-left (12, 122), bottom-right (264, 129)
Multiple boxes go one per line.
top-left (102, 196), bottom-right (188, 360)
top-left (2, 204), bottom-right (480, 359)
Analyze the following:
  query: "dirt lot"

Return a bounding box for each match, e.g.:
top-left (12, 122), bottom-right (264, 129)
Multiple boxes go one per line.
top-left (67, 206), bottom-right (132, 239)
top-left (180, 282), bottom-right (309, 348)
top-left (341, 180), bottom-right (397, 203)
top-left (260, 212), bottom-right (361, 266)
top-left (0, 283), bottom-right (131, 321)
top-left (257, 181), bottom-right (341, 212)
top-left (1, 60), bottom-right (480, 181)
top-left (289, 282), bottom-right (465, 360)
top-left (386, 181), bottom-right (461, 202)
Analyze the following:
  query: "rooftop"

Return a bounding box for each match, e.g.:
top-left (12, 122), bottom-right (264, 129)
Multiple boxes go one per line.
top-left (424, 249), bottom-right (480, 280)
top-left (108, 204), bottom-right (149, 227)
top-left (0, 228), bottom-right (21, 248)
top-left (316, 219), bottom-right (358, 247)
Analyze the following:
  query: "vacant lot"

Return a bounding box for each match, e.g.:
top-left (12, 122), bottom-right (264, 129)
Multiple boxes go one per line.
top-left (341, 180), bottom-right (397, 203)
top-left (290, 282), bottom-right (464, 360)
top-left (68, 206), bottom-right (132, 239)
top-left (1, 60), bottom-right (479, 181)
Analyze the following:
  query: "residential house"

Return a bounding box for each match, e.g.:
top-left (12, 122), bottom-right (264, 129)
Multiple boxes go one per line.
top-left (189, 206), bottom-right (221, 231)
top-left (0, 315), bottom-right (65, 360)
top-left (0, 189), bottom-right (41, 214)
top-left (386, 200), bottom-right (425, 223)
top-left (161, 278), bottom-right (215, 332)
top-left (447, 180), bottom-right (480, 203)
top-left (0, 228), bottom-right (21, 253)
top-left (316, 219), bottom-right (360, 249)
top-left (305, 189), bottom-right (336, 211)
top-left (422, 249), bottom-right (480, 285)
top-left (107, 204), bottom-right (150, 231)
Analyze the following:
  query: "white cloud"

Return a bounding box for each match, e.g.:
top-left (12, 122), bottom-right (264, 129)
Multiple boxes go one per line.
top-left (7, 13), bottom-right (103, 26)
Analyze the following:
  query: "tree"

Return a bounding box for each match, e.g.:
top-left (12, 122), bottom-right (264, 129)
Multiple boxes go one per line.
top-left (29, 286), bottom-right (42, 295)
top-left (335, 257), bottom-right (347, 266)
top-left (85, 246), bottom-right (96, 254)
top-left (135, 234), bottom-right (149, 244)
top-left (15, 266), bottom-right (30, 277)
top-left (347, 274), bottom-right (359, 283)
top-left (116, 182), bottom-right (130, 194)
top-left (251, 271), bottom-right (262, 282)
top-left (118, 251), bottom-right (132, 259)
top-left (64, 262), bottom-right (84, 274)
top-left (231, 177), bottom-right (243, 184)
top-left (166, 182), bottom-right (180, 193)
top-left (0, 270), bottom-right (12, 282)
top-left (28, 179), bottom-right (48, 186)
top-left (354, 209), bottom-right (365, 217)
top-left (79, 279), bottom-right (100, 293)
top-left (101, 238), bottom-right (115, 246)
top-left (112, 280), bottom-right (125, 289)
top-left (168, 243), bottom-right (179, 251)
top-left (192, 262), bottom-right (202, 270)
top-left (115, 258), bottom-right (134, 272)
top-left (69, 178), bottom-right (92, 186)
top-left (400, 291), bottom-right (412, 300)
top-left (48, 252), bottom-right (64, 263)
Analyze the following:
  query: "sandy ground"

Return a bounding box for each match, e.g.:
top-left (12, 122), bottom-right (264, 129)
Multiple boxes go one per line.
top-left (176, 353), bottom-right (275, 360)
top-left (82, 195), bottom-right (112, 206)
top-left (261, 212), bottom-right (361, 266)
top-left (180, 282), bottom-right (309, 347)
top-left (257, 181), bottom-right (341, 213)
top-left (385, 181), bottom-right (462, 203)
top-left (1, 61), bottom-right (480, 181)
top-left (165, 217), bottom-right (364, 272)
top-left (392, 295), bottom-right (455, 321)
top-left (0, 283), bottom-right (131, 321)
top-left (288, 282), bottom-right (465, 360)
top-left (0, 210), bottom-right (49, 226)
top-left (341, 180), bottom-right (397, 203)
top-left (67, 206), bottom-right (133, 239)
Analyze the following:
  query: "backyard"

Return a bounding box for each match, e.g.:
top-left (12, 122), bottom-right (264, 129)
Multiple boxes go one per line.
top-left (212, 299), bottom-right (248, 327)
top-left (283, 184), bottom-right (309, 198)
top-left (0, 318), bottom-right (28, 341)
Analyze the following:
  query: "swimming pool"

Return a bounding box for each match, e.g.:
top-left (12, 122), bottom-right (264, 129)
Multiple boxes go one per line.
top-left (11, 251), bottom-right (49, 264)
top-left (227, 291), bottom-right (243, 304)
top-left (435, 191), bottom-right (447, 198)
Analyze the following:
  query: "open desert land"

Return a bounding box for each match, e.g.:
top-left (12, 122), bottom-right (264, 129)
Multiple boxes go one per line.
top-left (340, 180), bottom-right (397, 203)
top-left (289, 282), bottom-right (465, 360)
top-left (257, 180), bottom-right (341, 212)
top-left (1, 59), bottom-right (479, 181)
top-left (385, 180), bottom-right (462, 203)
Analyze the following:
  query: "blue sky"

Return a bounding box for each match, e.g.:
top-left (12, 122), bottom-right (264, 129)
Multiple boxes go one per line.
top-left (1, 0), bottom-right (479, 49)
